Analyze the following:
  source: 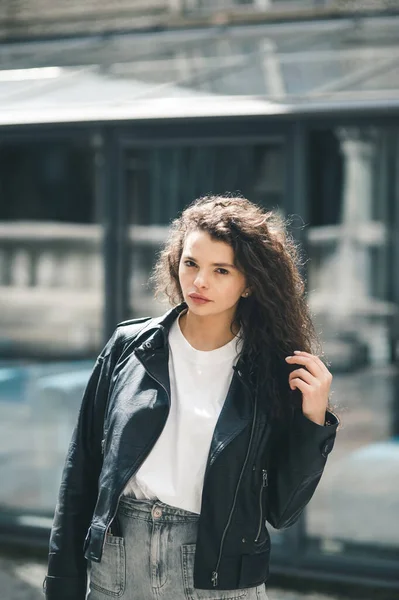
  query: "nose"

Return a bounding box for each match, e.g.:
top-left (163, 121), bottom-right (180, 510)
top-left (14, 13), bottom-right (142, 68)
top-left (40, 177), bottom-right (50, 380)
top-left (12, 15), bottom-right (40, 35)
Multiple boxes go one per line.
top-left (193, 270), bottom-right (209, 289)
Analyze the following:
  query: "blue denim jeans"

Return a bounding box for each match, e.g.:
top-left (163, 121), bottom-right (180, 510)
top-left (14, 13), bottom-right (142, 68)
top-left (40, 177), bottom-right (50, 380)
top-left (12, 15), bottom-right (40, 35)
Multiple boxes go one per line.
top-left (87, 496), bottom-right (269, 600)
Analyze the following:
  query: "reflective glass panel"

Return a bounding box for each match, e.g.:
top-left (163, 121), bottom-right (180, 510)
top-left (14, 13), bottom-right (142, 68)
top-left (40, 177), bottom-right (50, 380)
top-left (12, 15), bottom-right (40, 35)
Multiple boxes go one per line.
top-left (123, 141), bottom-right (286, 316)
top-left (2, 16), bottom-right (399, 113)
top-left (0, 139), bottom-right (102, 515)
top-left (305, 125), bottom-right (399, 559)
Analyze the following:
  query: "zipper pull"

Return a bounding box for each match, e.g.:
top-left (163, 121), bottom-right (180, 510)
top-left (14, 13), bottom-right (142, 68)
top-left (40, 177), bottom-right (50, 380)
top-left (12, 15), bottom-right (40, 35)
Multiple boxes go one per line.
top-left (211, 571), bottom-right (218, 587)
top-left (262, 470), bottom-right (268, 487)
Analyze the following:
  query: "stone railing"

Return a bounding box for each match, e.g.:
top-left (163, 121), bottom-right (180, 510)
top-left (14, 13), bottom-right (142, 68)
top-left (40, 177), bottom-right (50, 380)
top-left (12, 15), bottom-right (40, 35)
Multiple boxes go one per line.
top-left (0, 222), bottom-right (167, 357)
top-left (0, 222), bottom-right (102, 289)
top-left (0, 221), bottom-right (167, 288)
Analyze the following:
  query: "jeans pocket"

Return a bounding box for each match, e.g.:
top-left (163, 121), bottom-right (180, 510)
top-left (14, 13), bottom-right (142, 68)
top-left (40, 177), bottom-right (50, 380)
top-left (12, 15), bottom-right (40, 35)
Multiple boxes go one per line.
top-left (181, 544), bottom-right (247, 600)
top-left (90, 534), bottom-right (126, 597)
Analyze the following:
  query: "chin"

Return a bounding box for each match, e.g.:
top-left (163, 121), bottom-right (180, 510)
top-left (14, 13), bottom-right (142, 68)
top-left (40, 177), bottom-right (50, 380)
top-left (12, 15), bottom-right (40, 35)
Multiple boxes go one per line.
top-left (191, 302), bottom-right (233, 318)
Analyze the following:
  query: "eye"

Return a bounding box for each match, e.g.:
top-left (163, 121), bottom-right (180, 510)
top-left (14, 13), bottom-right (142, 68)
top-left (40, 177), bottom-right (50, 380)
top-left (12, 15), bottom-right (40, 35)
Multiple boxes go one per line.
top-left (184, 260), bottom-right (197, 268)
top-left (216, 268), bottom-right (229, 275)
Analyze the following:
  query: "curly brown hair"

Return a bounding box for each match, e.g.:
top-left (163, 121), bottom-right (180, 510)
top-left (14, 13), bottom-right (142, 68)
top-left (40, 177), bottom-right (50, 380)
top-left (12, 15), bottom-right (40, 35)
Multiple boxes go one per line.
top-left (151, 195), bottom-right (323, 419)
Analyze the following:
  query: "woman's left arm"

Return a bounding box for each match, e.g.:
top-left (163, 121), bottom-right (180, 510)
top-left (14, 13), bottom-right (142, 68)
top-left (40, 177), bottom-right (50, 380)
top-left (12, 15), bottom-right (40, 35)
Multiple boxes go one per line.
top-left (265, 351), bottom-right (339, 530)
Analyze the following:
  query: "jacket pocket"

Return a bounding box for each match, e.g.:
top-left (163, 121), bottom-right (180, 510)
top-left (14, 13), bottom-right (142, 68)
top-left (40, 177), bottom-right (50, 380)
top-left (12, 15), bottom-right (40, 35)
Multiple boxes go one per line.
top-left (89, 534), bottom-right (125, 597)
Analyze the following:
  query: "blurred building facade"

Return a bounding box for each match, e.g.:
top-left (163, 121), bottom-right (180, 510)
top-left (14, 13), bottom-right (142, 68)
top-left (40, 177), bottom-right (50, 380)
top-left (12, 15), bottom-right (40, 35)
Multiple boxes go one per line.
top-left (0, 0), bottom-right (398, 591)
top-left (1, 1), bottom-right (399, 40)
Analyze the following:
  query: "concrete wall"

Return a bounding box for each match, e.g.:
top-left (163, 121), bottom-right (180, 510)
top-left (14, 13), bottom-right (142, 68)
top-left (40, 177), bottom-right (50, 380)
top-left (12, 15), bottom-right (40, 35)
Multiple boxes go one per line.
top-left (0, 0), bottom-right (170, 40)
top-left (1, 1), bottom-right (398, 43)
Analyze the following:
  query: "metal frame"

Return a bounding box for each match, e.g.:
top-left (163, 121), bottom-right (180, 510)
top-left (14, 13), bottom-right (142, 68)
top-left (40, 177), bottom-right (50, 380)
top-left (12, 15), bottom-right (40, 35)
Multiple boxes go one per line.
top-left (1, 16), bottom-right (399, 129)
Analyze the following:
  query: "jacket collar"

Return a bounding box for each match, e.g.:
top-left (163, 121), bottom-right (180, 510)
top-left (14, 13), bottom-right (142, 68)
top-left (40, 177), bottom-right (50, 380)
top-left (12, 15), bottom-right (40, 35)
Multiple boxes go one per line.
top-left (134, 303), bottom-right (187, 351)
top-left (135, 303), bottom-right (250, 377)
top-left (133, 303), bottom-right (187, 400)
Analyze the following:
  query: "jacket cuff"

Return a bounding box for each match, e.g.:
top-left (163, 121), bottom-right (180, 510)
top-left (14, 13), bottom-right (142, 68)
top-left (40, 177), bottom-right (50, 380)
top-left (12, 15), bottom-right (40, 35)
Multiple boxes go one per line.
top-left (43, 575), bottom-right (87, 600)
top-left (301, 410), bottom-right (339, 428)
top-left (324, 410), bottom-right (339, 428)
top-left (295, 409), bottom-right (339, 460)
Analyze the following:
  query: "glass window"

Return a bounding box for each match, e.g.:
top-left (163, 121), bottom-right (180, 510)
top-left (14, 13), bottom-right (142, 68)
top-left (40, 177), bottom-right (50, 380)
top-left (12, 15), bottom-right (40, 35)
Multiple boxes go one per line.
top-left (0, 139), bottom-right (102, 515)
top-left (305, 125), bottom-right (399, 559)
top-left (3, 17), bottom-right (399, 122)
top-left (123, 141), bottom-right (286, 317)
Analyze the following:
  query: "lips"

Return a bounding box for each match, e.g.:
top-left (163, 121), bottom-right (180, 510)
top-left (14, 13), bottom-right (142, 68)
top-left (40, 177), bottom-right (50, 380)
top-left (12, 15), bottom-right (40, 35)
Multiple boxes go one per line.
top-left (188, 293), bottom-right (211, 302)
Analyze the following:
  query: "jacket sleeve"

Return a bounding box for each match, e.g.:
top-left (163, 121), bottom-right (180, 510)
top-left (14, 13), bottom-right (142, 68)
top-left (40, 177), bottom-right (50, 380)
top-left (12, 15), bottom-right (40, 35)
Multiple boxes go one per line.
top-left (266, 403), bottom-right (339, 530)
top-left (44, 330), bottom-right (121, 600)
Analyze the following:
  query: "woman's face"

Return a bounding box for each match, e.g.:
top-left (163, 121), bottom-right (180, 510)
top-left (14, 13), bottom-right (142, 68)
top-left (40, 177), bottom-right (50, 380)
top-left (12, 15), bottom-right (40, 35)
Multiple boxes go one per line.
top-left (178, 230), bottom-right (249, 319)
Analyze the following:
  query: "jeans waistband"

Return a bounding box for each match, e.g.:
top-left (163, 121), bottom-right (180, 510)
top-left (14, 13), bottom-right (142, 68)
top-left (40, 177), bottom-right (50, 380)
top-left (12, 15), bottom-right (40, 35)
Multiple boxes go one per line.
top-left (119, 496), bottom-right (199, 523)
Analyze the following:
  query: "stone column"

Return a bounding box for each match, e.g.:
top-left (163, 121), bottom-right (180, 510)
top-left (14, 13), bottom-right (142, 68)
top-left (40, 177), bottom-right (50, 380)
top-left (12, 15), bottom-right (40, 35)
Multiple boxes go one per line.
top-left (254, 0), bottom-right (272, 8)
top-left (334, 127), bottom-right (393, 365)
top-left (333, 127), bottom-right (378, 322)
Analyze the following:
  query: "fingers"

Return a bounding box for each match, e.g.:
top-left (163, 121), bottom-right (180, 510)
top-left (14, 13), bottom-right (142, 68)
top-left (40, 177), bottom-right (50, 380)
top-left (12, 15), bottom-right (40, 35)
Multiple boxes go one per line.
top-left (289, 377), bottom-right (312, 394)
top-left (285, 351), bottom-right (330, 380)
top-left (288, 367), bottom-right (315, 387)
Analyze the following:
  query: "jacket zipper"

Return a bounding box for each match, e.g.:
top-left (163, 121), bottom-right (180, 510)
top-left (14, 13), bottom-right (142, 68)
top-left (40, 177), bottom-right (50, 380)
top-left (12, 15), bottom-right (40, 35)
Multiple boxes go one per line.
top-left (100, 347), bottom-right (170, 553)
top-left (211, 369), bottom-right (258, 588)
top-left (254, 469), bottom-right (268, 542)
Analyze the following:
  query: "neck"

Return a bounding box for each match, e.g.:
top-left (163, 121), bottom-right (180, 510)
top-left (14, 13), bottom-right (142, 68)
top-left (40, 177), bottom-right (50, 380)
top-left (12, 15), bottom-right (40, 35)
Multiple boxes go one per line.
top-left (179, 308), bottom-right (239, 351)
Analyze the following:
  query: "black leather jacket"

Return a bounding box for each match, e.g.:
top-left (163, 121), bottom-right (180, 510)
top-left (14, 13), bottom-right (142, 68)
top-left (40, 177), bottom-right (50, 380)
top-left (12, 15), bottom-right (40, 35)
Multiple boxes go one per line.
top-left (44, 303), bottom-right (338, 599)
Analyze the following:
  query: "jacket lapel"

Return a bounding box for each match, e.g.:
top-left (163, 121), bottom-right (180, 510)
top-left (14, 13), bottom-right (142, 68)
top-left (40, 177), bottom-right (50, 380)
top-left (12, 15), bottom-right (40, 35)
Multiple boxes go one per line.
top-left (132, 303), bottom-right (187, 401)
top-left (206, 366), bottom-right (253, 471)
top-left (134, 330), bottom-right (171, 401)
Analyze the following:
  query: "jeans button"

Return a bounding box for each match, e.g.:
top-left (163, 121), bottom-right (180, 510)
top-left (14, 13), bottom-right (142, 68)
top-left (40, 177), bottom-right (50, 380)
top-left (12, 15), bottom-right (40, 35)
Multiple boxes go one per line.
top-left (153, 507), bottom-right (162, 519)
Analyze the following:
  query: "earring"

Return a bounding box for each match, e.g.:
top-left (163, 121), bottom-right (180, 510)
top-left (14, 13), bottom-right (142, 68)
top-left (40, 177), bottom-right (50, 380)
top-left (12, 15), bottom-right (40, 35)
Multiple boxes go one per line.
top-left (243, 292), bottom-right (249, 297)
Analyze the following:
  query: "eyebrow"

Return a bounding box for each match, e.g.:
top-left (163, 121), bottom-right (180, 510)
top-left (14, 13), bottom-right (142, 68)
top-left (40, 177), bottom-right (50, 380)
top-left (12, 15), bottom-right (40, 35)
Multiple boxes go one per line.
top-left (184, 255), bottom-right (236, 269)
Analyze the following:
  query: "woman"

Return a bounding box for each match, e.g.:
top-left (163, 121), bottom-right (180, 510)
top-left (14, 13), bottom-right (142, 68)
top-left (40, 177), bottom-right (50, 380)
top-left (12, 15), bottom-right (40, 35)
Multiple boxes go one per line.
top-left (44, 196), bottom-right (338, 600)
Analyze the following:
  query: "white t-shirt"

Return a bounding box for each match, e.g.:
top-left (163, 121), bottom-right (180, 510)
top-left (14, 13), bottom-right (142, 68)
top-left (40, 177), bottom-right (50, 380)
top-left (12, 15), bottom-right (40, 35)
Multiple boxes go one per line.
top-left (122, 314), bottom-right (243, 514)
